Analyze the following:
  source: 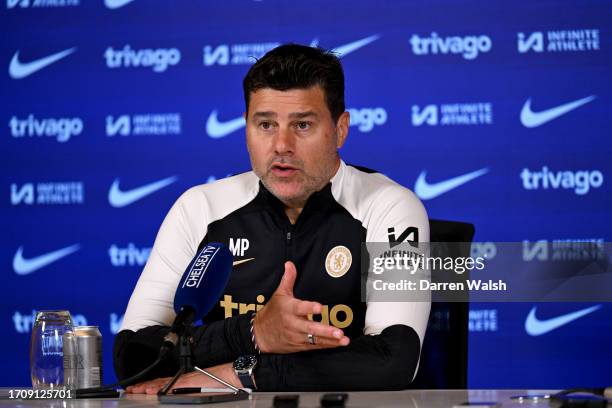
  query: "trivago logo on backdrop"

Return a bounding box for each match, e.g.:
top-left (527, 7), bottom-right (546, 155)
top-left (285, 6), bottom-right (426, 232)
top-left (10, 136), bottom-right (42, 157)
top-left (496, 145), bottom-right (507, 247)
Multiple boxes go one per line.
top-left (520, 167), bottom-right (604, 195)
top-left (109, 243), bottom-right (151, 267)
top-left (105, 45), bottom-right (181, 72)
top-left (410, 32), bottom-right (492, 60)
top-left (9, 115), bottom-right (83, 142)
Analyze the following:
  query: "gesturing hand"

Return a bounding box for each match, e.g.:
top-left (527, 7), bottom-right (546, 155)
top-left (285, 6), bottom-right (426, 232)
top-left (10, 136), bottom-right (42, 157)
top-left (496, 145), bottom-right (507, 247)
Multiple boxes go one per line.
top-left (253, 261), bottom-right (350, 353)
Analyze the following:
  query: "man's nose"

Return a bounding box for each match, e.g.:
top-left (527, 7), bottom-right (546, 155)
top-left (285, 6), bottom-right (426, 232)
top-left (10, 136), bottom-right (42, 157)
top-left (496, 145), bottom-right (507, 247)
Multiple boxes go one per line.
top-left (273, 126), bottom-right (295, 155)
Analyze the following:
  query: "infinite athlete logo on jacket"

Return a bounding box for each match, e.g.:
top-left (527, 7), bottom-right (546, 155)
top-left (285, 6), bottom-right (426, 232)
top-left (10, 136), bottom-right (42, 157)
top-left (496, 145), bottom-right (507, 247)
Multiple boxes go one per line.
top-left (387, 227), bottom-right (419, 248)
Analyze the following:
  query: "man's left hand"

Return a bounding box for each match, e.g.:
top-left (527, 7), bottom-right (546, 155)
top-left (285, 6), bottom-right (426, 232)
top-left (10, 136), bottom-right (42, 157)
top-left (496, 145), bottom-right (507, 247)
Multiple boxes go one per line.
top-left (125, 362), bottom-right (241, 394)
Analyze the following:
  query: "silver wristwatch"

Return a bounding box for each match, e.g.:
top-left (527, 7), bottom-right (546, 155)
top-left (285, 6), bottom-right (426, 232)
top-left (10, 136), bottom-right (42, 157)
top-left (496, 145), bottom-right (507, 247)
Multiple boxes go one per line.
top-left (233, 355), bottom-right (257, 389)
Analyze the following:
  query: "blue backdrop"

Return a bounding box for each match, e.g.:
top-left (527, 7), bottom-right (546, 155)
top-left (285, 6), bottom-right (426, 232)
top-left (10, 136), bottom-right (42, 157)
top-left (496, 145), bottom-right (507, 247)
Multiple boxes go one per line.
top-left (2, 0), bottom-right (611, 388)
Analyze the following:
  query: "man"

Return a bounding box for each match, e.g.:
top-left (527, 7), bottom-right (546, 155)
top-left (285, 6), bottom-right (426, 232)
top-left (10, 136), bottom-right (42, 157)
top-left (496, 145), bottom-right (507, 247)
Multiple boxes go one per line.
top-left (115, 44), bottom-right (430, 392)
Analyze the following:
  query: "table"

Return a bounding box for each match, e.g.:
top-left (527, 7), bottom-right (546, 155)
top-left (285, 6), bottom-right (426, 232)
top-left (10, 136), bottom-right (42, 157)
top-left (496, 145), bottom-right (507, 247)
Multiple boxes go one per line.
top-left (0, 389), bottom-right (559, 408)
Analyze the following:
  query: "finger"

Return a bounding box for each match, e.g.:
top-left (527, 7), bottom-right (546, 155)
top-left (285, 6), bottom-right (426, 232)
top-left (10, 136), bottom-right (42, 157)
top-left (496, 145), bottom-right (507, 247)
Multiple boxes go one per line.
top-left (129, 377), bottom-right (168, 394)
top-left (291, 331), bottom-right (351, 349)
top-left (144, 379), bottom-right (168, 395)
top-left (299, 320), bottom-right (345, 341)
top-left (293, 299), bottom-right (322, 316)
top-left (311, 335), bottom-right (350, 348)
top-left (145, 385), bottom-right (161, 395)
top-left (128, 382), bottom-right (148, 394)
top-left (276, 261), bottom-right (297, 296)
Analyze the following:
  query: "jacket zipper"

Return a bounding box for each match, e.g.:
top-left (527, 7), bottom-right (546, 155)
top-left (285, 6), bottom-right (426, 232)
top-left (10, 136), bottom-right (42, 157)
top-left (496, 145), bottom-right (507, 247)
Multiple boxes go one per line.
top-left (285, 230), bottom-right (293, 261)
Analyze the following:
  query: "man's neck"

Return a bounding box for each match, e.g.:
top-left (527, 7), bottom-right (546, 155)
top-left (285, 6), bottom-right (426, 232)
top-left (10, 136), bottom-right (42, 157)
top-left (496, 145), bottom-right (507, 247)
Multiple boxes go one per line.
top-left (281, 159), bottom-right (342, 225)
top-left (284, 206), bottom-right (302, 225)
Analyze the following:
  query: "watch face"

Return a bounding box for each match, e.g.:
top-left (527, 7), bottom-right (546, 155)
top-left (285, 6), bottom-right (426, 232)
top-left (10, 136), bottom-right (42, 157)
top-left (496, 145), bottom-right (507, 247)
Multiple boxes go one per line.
top-left (233, 355), bottom-right (257, 370)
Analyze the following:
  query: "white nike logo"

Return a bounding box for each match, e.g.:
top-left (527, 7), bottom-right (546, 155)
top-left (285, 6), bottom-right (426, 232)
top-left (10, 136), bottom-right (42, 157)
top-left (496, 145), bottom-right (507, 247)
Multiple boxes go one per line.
top-left (108, 176), bottom-right (178, 208)
top-left (104, 0), bottom-right (136, 9)
top-left (310, 34), bottom-right (380, 57)
top-left (520, 95), bottom-right (596, 128)
top-left (232, 258), bottom-right (255, 267)
top-left (9, 48), bottom-right (76, 79)
top-left (206, 110), bottom-right (245, 139)
top-left (414, 168), bottom-right (489, 200)
top-left (525, 305), bottom-right (602, 336)
top-left (13, 244), bottom-right (80, 275)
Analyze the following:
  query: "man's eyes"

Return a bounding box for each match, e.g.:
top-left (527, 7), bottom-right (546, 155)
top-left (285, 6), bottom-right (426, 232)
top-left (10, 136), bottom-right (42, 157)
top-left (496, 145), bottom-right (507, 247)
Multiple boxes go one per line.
top-left (295, 121), bottom-right (311, 130)
top-left (258, 121), bottom-right (273, 130)
top-left (256, 121), bottom-right (312, 131)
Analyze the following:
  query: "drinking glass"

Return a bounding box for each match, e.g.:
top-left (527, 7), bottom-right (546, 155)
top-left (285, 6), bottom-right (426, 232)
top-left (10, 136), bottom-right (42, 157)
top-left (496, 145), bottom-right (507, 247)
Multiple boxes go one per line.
top-left (30, 310), bottom-right (78, 390)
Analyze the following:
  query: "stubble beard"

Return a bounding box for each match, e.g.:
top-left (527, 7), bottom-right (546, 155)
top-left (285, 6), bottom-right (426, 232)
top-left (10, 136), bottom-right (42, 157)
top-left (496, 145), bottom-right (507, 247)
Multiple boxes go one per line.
top-left (255, 159), bottom-right (337, 208)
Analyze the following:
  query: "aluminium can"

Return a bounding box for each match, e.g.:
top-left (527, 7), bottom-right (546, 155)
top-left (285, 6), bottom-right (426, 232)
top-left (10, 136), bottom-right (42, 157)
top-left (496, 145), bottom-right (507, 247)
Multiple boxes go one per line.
top-left (63, 326), bottom-right (102, 389)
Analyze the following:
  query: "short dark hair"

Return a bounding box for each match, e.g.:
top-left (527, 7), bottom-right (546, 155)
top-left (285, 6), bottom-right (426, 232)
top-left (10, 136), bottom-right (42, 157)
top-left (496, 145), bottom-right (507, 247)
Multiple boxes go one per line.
top-left (243, 44), bottom-right (345, 122)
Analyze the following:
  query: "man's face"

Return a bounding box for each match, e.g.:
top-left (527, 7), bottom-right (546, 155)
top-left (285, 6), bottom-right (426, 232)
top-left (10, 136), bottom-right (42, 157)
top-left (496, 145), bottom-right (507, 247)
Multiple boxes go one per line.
top-left (245, 85), bottom-right (348, 206)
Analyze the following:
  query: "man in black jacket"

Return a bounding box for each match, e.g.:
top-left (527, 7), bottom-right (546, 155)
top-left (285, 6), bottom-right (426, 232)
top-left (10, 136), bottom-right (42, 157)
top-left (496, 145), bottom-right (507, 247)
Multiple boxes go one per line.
top-left (116, 44), bottom-right (430, 393)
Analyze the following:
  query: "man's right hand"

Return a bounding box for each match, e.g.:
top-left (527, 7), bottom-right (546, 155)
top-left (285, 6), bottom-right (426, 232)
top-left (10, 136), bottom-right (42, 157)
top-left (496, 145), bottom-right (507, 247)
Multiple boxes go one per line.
top-left (253, 261), bottom-right (351, 353)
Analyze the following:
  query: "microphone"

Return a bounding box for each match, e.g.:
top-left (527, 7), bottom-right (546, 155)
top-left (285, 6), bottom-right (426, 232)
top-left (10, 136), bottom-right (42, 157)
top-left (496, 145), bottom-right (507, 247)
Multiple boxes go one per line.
top-left (162, 242), bottom-right (233, 350)
top-left (75, 243), bottom-right (233, 396)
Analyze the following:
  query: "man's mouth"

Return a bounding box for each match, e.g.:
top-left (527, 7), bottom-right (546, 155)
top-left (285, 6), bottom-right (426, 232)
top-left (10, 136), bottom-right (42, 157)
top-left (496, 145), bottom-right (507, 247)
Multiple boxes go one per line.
top-left (270, 162), bottom-right (299, 177)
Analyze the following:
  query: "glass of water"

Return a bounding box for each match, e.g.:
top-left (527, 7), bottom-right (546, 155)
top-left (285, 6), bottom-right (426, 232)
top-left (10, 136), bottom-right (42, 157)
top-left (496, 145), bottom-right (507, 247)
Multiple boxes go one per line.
top-left (30, 310), bottom-right (78, 389)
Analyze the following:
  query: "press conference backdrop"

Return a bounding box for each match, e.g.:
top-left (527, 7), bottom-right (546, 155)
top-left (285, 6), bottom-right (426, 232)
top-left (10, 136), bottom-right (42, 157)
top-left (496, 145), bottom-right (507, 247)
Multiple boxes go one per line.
top-left (2, 0), bottom-right (611, 388)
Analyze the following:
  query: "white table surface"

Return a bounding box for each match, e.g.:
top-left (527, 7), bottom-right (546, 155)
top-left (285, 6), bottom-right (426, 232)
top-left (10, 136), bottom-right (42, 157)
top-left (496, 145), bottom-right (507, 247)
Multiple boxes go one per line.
top-left (0, 389), bottom-right (561, 408)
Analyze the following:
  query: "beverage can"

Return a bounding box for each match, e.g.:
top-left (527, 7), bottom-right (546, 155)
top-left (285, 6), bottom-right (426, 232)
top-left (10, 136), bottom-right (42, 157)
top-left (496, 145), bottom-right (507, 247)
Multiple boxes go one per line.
top-left (64, 326), bottom-right (102, 388)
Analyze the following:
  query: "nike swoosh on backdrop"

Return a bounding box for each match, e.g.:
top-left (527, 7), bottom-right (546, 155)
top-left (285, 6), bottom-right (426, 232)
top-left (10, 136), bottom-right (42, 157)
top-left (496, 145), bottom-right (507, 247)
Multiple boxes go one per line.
top-left (9, 48), bottom-right (76, 79)
top-left (104, 0), bottom-right (136, 9)
top-left (520, 95), bottom-right (596, 128)
top-left (108, 176), bottom-right (178, 208)
top-left (525, 305), bottom-right (602, 336)
top-left (13, 244), bottom-right (80, 275)
top-left (232, 258), bottom-right (255, 267)
top-left (310, 34), bottom-right (380, 57)
top-left (331, 34), bottom-right (381, 57)
top-left (206, 110), bottom-right (246, 139)
top-left (414, 168), bottom-right (489, 200)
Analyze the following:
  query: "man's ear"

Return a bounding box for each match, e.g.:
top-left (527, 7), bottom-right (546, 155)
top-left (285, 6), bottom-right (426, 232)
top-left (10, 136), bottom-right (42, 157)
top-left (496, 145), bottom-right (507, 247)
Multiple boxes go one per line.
top-left (335, 111), bottom-right (350, 149)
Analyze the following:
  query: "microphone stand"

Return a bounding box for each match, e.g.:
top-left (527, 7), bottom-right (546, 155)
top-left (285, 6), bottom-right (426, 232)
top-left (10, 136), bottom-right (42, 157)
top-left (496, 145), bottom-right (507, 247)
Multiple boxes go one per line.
top-left (157, 325), bottom-right (244, 396)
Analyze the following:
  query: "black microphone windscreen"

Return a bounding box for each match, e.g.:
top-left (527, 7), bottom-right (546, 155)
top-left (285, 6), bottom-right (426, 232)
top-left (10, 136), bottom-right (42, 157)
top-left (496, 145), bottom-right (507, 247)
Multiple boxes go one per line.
top-left (173, 242), bottom-right (233, 319)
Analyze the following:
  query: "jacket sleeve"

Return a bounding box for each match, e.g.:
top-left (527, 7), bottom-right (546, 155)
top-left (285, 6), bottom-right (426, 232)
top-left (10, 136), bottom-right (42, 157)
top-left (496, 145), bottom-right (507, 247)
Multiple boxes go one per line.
top-left (113, 322), bottom-right (419, 391)
top-left (254, 324), bottom-right (421, 391)
top-left (113, 314), bottom-right (257, 381)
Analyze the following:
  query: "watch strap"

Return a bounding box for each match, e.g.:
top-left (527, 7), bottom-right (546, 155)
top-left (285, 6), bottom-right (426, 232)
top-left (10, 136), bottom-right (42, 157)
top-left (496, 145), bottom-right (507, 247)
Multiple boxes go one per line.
top-left (237, 370), bottom-right (255, 389)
